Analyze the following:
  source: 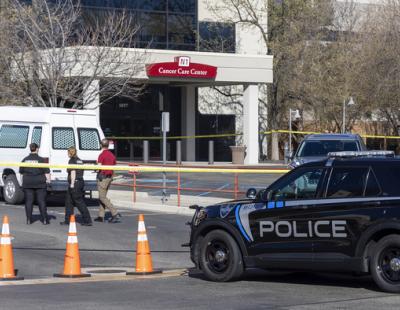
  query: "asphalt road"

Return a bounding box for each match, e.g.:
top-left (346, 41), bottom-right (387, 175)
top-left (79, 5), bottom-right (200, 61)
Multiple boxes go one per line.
top-left (0, 197), bottom-right (192, 278)
top-left (0, 269), bottom-right (399, 309)
top-left (1, 198), bottom-right (400, 309)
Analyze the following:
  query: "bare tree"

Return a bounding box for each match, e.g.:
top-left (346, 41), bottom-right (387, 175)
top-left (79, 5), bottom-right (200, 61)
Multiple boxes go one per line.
top-left (0, 0), bottom-right (145, 108)
top-left (205, 0), bottom-right (368, 159)
top-left (356, 0), bottom-right (400, 138)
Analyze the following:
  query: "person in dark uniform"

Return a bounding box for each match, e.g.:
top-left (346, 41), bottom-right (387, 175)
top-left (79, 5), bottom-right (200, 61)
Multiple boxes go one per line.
top-left (19, 143), bottom-right (50, 225)
top-left (60, 147), bottom-right (92, 226)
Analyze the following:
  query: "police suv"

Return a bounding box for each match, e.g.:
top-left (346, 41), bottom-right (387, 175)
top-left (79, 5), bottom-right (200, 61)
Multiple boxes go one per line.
top-left (188, 151), bottom-right (400, 292)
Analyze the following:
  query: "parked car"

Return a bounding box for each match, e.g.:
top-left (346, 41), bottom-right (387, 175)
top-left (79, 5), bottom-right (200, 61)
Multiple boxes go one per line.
top-left (288, 133), bottom-right (367, 168)
top-left (0, 106), bottom-right (105, 204)
top-left (188, 151), bottom-right (400, 293)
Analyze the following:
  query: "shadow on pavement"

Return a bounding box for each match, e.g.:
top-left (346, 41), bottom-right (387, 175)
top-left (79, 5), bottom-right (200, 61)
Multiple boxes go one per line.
top-left (188, 268), bottom-right (382, 292)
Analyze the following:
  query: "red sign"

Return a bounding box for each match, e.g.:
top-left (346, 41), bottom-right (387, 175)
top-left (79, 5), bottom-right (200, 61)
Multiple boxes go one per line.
top-left (146, 56), bottom-right (217, 79)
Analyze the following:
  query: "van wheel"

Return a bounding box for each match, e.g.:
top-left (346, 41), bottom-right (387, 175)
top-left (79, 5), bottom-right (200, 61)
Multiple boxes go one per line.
top-left (371, 234), bottom-right (400, 293)
top-left (199, 230), bottom-right (243, 282)
top-left (3, 175), bottom-right (24, 204)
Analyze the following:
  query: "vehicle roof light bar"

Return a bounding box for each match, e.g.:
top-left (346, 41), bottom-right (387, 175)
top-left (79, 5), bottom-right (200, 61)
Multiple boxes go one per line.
top-left (328, 151), bottom-right (395, 158)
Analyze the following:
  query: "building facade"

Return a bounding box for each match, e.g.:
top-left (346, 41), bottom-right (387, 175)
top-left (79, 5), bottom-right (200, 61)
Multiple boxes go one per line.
top-left (77, 0), bottom-right (271, 163)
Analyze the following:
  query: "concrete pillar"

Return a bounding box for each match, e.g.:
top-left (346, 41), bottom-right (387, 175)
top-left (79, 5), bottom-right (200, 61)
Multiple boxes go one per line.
top-left (181, 86), bottom-right (196, 161)
top-left (243, 84), bottom-right (259, 165)
top-left (83, 80), bottom-right (100, 122)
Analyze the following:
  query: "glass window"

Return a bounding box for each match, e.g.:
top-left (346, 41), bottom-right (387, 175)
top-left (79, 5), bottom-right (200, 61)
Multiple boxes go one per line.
top-left (139, 12), bottom-right (167, 43)
top-left (298, 140), bottom-right (359, 157)
top-left (373, 165), bottom-right (400, 196)
top-left (78, 128), bottom-right (101, 150)
top-left (52, 128), bottom-right (75, 150)
top-left (326, 167), bottom-right (368, 198)
top-left (127, 0), bottom-right (166, 11)
top-left (81, 0), bottom-right (109, 8)
top-left (199, 21), bottom-right (236, 53)
top-left (31, 127), bottom-right (42, 147)
top-left (168, 0), bottom-right (196, 13)
top-left (271, 167), bottom-right (325, 200)
top-left (365, 169), bottom-right (381, 197)
top-left (168, 14), bottom-right (195, 45)
top-left (0, 125), bottom-right (29, 149)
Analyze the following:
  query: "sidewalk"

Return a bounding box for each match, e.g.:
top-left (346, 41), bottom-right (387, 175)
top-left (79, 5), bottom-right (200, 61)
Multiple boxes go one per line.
top-left (93, 189), bottom-right (231, 216)
top-left (116, 159), bottom-right (286, 169)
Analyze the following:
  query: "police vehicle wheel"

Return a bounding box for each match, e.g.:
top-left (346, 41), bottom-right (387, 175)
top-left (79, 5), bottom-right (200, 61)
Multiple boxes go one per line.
top-left (371, 235), bottom-right (400, 293)
top-left (3, 175), bottom-right (24, 205)
top-left (199, 230), bottom-right (243, 282)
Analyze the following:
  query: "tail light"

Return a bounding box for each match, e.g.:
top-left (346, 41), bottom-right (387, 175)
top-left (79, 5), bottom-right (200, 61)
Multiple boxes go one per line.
top-left (42, 157), bottom-right (49, 163)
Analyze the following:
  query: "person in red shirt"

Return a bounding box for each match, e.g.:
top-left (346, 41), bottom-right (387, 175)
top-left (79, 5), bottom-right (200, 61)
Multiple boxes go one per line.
top-left (94, 139), bottom-right (121, 223)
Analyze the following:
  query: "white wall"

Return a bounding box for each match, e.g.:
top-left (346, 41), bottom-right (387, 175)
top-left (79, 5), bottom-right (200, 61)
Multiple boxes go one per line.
top-left (197, 0), bottom-right (269, 160)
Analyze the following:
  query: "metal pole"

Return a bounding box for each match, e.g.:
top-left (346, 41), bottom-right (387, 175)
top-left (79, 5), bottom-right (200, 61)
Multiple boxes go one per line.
top-left (129, 140), bottom-right (134, 162)
top-left (342, 99), bottom-right (346, 134)
top-left (133, 172), bottom-right (137, 204)
top-left (234, 173), bottom-right (239, 200)
top-left (162, 129), bottom-right (167, 204)
top-left (289, 109), bottom-right (292, 157)
top-left (208, 140), bottom-right (214, 165)
top-left (176, 140), bottom-right (182, 165)
top-left (143, 140), bottom-right (149, 164)
top-left (177, 171), bottom-right (181, 208)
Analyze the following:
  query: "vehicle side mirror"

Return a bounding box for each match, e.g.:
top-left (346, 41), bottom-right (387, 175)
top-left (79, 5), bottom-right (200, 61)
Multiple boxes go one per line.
top-left (261, 189), bottom-right (272, 202)
top-left (246, 188), bottom-right (257, 199)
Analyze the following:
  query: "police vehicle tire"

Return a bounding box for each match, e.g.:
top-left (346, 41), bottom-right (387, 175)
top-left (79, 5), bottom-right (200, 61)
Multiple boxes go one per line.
top-left (371, 234), bottom-right (400, 293)
top-left (3, 175), bottom-right (24, 205)
top-left (199, 229), bottom-right (243, 282)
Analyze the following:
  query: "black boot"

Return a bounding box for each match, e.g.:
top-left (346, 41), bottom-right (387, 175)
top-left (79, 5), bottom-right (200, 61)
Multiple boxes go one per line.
top-left (109, 213), bottom-right (122, 223)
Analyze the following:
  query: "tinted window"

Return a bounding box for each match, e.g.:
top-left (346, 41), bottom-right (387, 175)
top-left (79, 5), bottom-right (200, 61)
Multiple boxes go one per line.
top-left (298, 140), bottom-right (358, 157)
top-left (126, 0), bottom-right (166, 11)
top-left (326, 167), bottom-right (368, 198)
top-left (365, 169), bottom-right (381, 197)
top-left (52, 128), bottom-right (75, 150)
top-left (0, 125), bottom-right (29, 148)
top-left (168, 0), bottom-right (196, 13)
top-left (199, 21), bottom-right (236, 53)
top-left (139, 12), bottom-right (166, 43)
top-left (168, 14), bottom-right (196, 45)
top-left (78, 128), bottom-right (101, 150)
top-left (271, 167), bottom-right (324, 200)
top-left (31, 127), bottom-right (42, 147)
top-left (373, 165), bottom-right (400, 196)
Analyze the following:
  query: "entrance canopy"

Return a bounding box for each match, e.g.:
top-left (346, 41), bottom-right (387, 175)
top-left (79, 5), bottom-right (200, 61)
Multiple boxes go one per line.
top-left (76, 47), bottom-right (274, 164)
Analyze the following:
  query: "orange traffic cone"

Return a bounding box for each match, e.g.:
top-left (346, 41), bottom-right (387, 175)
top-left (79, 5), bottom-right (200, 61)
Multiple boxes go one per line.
top-left (54, 215), bottom-right (90, 278)
top-left (127, 214), bottom-right (161, 275)
top-left (0, 216), bottom-right (23, 281)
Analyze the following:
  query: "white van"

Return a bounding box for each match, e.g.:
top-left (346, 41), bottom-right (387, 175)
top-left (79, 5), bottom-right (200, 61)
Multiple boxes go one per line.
top-left (0, 106), bottom-right (105, 204)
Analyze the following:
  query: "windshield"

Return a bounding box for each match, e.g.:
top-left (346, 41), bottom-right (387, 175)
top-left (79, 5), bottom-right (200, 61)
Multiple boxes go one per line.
top-left (297, 140), bottom-right (358, 157)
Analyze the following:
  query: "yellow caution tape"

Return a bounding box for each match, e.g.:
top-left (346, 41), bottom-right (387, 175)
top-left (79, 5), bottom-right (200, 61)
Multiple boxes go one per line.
top-left (2, 162), bottom-right (288, 174)
top-left (107, 133), bottom-right (242, 140)
top-left (108, 130), bottom-right (400, 141)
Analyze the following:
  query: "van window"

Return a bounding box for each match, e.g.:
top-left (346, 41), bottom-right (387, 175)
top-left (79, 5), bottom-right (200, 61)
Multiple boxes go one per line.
top-left (31, 127), bottom-right (42, 147)
top-left (0, 125), bottom-right (29, 148)
top-left (52, 127), bottom-right (75, 150)
top-left (78, 128), bottom-right (101, 151)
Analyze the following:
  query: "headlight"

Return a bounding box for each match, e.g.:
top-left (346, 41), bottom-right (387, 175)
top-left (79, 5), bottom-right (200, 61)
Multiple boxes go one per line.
top-left (193, 209), bottom-right (207, 227)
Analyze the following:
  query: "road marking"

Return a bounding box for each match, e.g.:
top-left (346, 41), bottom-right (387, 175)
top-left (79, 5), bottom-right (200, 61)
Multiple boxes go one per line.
top-left (198, 183), bottom-right (230, 197)
top-left (0, 269), bottom-right (188, 286)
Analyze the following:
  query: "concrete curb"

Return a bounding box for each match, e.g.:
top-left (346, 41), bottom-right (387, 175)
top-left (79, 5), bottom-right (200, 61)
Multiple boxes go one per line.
top-left (92, 190), bottom-right (229, 216)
